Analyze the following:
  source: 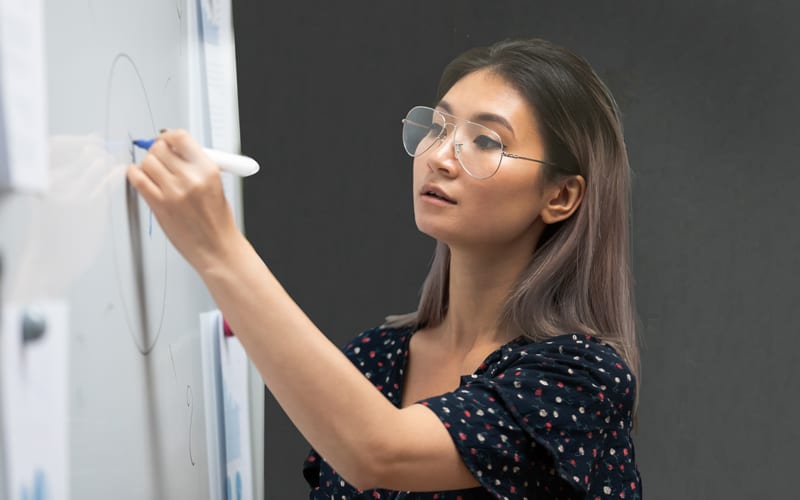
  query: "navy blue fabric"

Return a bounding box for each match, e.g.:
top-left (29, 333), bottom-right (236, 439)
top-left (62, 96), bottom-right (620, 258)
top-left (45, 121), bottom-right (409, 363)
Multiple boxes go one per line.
top-left (303, 326), bottom-right (641, 499)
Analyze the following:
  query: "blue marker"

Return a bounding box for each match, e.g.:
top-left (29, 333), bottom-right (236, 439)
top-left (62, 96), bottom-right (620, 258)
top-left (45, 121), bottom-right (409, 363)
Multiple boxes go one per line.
top-left (133, 139), bottom-right (260, 177)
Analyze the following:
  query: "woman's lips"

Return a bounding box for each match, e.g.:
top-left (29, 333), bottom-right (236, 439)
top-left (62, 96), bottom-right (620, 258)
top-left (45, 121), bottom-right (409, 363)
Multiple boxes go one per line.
top-left (420, 184), bottom-right (457, 204)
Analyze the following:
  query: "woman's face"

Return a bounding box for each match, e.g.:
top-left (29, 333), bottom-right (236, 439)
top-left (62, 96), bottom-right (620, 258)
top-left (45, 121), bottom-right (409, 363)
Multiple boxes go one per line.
top-left (413, 68), bottom-right (553, 252)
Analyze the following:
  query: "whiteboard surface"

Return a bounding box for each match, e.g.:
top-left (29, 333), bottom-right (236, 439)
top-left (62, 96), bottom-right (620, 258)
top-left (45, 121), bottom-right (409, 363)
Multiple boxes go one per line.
top-left (0, 0), bottom-right (263, 498)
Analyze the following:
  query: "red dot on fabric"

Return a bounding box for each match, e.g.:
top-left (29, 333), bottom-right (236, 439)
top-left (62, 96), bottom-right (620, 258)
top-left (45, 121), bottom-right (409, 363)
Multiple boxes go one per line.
top-left (458, 432), bottom-right (467, 440)
top-left (464, 410), bottom-right (471, 417)
top-left (631, 482), bottom-right (637, 489)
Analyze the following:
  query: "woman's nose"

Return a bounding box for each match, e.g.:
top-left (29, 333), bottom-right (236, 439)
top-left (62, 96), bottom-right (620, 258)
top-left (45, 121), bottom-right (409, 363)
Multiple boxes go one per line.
top-left (427, 124), bottom-right (460, 177)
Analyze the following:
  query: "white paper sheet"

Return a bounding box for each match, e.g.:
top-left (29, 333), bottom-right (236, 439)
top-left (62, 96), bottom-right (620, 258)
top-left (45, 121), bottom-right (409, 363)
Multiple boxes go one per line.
top-left (0, 300), bottom-right (69, 500)
top-left (0, 0), bottom-right (48, 192)
top-left (199, 0), bottom-right (240, 154)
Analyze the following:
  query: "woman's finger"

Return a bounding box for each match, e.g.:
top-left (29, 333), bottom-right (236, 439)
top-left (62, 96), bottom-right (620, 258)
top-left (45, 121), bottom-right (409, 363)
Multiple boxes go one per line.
top-left (126, 163), bottom-right (164, 207)
top-left (146, 137), bottom-right (183, 175)
top-left (158, 128), bottom-right (206, 167)
top-left (139, 146), bottom-right (177, 189)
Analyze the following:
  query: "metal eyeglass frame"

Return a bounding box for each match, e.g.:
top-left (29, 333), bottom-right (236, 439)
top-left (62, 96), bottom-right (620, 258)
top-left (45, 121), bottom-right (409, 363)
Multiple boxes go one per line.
top-left (401, 105), bottom-right (557, 179)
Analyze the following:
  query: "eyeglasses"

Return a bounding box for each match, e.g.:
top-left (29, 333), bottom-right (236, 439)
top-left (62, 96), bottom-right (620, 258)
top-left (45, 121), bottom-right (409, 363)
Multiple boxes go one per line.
top-left (401, 105), bottom-right (556, 179)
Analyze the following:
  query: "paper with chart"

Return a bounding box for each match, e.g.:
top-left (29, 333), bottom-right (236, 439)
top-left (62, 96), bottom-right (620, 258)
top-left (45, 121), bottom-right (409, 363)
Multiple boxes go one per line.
top-left (200, 309), bottom-right (253, 500)
top-left (200, 311), bottom-right (226, 500)
top-left (1, 300), bottom-right (69, 500)
top-left (218, 317), bottom-right (254, 500)
top-left (0, 0), bottom-right (48, 192)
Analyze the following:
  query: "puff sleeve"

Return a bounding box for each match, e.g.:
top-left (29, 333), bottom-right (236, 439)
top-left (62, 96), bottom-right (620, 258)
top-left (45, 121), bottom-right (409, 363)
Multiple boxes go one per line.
top-left (419, 334), bottom-right (641, 499)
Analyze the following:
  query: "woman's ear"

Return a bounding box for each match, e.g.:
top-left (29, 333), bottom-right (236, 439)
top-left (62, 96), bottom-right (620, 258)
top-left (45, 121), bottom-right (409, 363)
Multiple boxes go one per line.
top-left (540, 175), bottom-right (585, 224)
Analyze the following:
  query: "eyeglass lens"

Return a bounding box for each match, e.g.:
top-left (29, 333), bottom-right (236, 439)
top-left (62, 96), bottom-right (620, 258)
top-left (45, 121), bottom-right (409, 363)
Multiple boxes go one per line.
top-left (402, 106), bottom-right (504, 179)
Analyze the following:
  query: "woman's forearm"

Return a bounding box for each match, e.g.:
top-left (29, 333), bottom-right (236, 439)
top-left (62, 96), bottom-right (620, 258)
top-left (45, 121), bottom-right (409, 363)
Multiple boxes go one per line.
top-left (197, 233), bottom-right (397, 486)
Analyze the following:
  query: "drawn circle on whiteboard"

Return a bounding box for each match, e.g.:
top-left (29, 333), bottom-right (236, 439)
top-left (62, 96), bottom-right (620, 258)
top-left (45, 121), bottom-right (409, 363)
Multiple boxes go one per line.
top-left (104, 53), bottom-right (167, 355)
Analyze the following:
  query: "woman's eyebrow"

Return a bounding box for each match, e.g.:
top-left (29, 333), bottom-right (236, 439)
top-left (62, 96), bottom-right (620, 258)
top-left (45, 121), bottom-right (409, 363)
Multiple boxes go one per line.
top-left (436, 100), bottom-right (516, 138)
top-left (436, 101), bottom-right (454, 113)
top-left (472, 112), bottom-right (515, 138)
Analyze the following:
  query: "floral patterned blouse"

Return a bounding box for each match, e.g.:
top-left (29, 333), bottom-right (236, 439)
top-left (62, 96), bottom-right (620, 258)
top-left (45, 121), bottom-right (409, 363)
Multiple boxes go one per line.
top-left (303, 325), bottom-right (641, 499)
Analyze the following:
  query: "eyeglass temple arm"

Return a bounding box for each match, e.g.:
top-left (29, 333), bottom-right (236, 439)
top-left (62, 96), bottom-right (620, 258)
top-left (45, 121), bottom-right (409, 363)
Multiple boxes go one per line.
top-left (502, 151), bottom-right (557, 167)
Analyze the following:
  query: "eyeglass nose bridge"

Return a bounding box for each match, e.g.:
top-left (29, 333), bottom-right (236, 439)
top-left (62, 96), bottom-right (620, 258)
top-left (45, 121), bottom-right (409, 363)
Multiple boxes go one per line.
top-left (432, 121), bottom-right (465, 155)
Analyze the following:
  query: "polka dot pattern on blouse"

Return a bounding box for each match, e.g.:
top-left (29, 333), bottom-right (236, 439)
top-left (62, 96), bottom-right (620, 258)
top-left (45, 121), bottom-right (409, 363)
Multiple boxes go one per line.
top-left (303, 325), bottom-right (642, 499)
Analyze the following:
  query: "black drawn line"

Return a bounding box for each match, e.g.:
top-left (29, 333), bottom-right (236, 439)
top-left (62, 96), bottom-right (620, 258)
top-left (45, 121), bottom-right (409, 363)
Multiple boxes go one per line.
top-left (105, 53), bottom-right (168, 356)
top-left (187, 385), bottom-right (196, 466)
top-left (168, 344), bottom-right (178, 384)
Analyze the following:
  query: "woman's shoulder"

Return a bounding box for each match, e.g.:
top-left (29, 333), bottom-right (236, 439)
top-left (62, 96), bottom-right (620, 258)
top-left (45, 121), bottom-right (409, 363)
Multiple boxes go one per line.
top-left (486, 333), bottom-right (637, 405)
top-left (505, 333), bottom-right (632, 372)
top-left (340, 324), bottom-right (415, 361)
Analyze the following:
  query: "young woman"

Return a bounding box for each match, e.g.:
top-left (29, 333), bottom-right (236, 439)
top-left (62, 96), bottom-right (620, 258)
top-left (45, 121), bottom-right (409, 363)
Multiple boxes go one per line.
top-left (128, 38), bottom-right (641, 499)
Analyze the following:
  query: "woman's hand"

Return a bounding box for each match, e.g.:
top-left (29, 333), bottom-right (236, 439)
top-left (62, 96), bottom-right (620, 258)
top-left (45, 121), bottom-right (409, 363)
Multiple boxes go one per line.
top-left (126, 129), bottom-right (242, 272)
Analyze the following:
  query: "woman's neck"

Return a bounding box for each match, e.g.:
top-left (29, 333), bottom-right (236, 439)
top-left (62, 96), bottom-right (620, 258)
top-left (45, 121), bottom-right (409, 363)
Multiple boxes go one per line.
top-left (437, 243), bottom-right (532, 351)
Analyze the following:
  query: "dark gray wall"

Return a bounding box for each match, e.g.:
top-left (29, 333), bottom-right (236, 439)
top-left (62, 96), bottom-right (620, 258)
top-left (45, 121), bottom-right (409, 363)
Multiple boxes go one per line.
top-left (233, 1), bottom-right (800, 498)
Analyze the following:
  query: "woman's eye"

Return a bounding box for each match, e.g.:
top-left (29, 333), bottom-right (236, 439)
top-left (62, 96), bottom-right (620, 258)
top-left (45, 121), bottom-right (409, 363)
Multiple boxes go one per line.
top-left (473, 134), bottom-right (502, 150)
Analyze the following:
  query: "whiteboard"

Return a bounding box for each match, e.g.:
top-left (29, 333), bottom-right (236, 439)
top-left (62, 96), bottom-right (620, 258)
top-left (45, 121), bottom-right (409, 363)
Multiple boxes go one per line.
top-left (0, 0), bottom-right (263, 498)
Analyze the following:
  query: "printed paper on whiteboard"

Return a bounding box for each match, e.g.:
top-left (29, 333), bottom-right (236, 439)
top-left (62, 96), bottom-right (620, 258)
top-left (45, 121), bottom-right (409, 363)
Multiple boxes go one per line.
top-left (0, 0), bottom-right (48, 192)
top-left (218, 319), bottom-right (253, 500)
top-left (0, 301), bottom-right (69, 500)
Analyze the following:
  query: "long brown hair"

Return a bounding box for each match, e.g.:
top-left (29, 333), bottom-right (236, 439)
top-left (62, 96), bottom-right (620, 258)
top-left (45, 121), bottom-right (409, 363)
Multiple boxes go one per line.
top-left (387, 38), bottom-right (640, 383)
